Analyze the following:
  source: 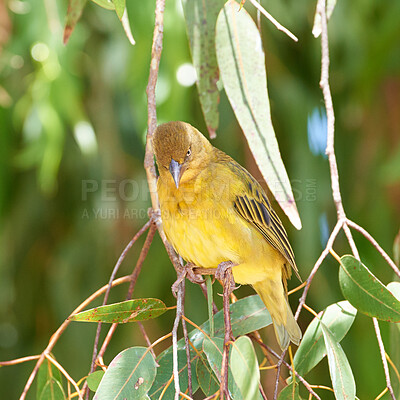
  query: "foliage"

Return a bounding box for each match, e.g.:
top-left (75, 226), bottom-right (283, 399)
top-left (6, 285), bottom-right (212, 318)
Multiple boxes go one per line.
top-left (0, 0), bottom-right (399, 399)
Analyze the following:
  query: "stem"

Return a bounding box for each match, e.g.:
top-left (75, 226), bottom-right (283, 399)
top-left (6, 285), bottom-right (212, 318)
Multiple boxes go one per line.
top-left (373, 318), bottom-right (396, 400)
top-left (88, 220), bottom-right (151, 380)
top-left (19, 275), bottom-right (131, 400)
top-left (172, 280), bottom-right (185, 400)
top-left (206, 275), bottom-right (215, 337)
top-left (220, 267), bottom-right (233, 400)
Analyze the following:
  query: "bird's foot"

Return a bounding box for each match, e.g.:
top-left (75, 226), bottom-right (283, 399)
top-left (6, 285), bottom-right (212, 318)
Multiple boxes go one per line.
top-left (171, 262), bottom-right (205, 296)
top-left (148, 208), bottom-right (161, 224)
top-left (215, 261), bottom-right (237, 293)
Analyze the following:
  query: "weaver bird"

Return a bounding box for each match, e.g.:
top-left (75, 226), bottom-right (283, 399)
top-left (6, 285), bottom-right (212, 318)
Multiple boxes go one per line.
top-left (153, 121), bottom-right (301, 350)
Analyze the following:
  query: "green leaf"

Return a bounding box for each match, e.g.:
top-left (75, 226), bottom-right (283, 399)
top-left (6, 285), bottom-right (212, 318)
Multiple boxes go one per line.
top-left (312, 0), bottom-right (337, 37)
top-left (182, 0), bottom-right (225, 138)
top-left (112, 0), bottom-right (125, 20)
top-left (120, 10), bottom-right (135, 45)
top-left (149, 348), bottom-right (199, 399)
top-left (277, 383), bottom-right (304, 400)
top-left (63, 0), bottom-right (87, 45)
top-left (388, 281), bottom-right (400, 398)
top-left (203, 337), bottom-right (243, 399)
top-left (293, 301), bottom-right (356, 378)
top-left (339, 255), bottom-right (400, 322)
top-left (321, 323), bottom-right (356, 400)
top-left (94, 347), bottom-right (156, 399)
top-left (87, 370), bottom-right (105, 392)
top-left (149, 295), bottom-right (271, 398)
top-left (196, 353), bottom-right (219, 397)
top-left (37, 358), bottom-right (66, 400)
top-left (230, 336), bottom-right (262, 400)
top-left (69, 298), bottom-right (168, 323)
top-left (206, 275), bottom-right (214, 337)
top-left (90, 0), bottom-right (115, 10)
top-left (215, 0), bottom-right (301, 230)
top-left (166, 295), bottom-right (271, 354)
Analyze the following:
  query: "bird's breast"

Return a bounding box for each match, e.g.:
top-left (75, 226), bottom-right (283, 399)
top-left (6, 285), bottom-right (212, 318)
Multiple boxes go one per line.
top-left (158, 178), bottom-right (246, 268)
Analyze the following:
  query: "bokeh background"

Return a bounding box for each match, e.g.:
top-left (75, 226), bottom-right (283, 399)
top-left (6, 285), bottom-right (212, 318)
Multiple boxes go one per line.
top-left (1, 0), bottom-right (399, 398)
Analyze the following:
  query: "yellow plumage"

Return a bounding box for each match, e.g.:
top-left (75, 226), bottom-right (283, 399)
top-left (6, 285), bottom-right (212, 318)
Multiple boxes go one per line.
top-left (153, 121), bottom-right (301, 350)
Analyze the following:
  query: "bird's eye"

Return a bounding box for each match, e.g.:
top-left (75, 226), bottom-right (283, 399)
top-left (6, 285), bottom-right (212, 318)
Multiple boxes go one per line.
top-left (186, 148), bottom-right (191, 157)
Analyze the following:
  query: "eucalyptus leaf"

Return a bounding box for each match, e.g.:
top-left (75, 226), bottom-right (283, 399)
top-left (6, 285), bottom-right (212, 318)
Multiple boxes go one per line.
top-left (230, 336), bottom-right (262, 400)
top-left (215, 0), bottom-right (301, 229)
top-left (182, 0), bottom-right (225, 137)
top-left (196, 353), bottom-right (219, 397)
top-left (94, 347), bottom-right (156, 399)
top-left (90, 0), bottom-right (115, 10)
top-left (321, 323), bottom-right (356, 400)
top-left (293, 301), bottom-right (356, 378)
top-left (149, 295), bottom-right (271, 398)
top-left (37, 357), bottom-right (65, 400)
top-left (203, 337), bottom-right (243, 399)
top-left (120, 10), bottom-right (135, 45)
top-left (339, 255), bottom-right (400, 322)
top-left (87, 370), bottom-right (105, 392)
top-left (63, 0), bottom-right (87, 45)
top-left (149, 348), bottom-right (199, 399)
top-left (69, 298), bottom-right (167, 323)
top-left (277, 383), bottom-right (303, 400)
top-left (112, 0), bottom-right (125, 20)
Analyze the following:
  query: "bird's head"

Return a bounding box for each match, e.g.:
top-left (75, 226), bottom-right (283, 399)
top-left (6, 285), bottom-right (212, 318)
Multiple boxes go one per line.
top-left (153, 121), bottom-right (212, 188)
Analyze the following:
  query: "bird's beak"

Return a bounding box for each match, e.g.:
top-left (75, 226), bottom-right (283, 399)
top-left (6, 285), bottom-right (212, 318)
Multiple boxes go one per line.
top-left (169, 158), bottom-right (183, 189)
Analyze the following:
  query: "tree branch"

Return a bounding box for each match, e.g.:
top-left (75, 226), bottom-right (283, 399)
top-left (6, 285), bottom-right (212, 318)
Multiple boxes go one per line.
top-left (19, 275), bottom-right (131, 400)
top-left (373, 318), bottom-right (396, 400)
top-left (88, 220), bottom-right (152, 385)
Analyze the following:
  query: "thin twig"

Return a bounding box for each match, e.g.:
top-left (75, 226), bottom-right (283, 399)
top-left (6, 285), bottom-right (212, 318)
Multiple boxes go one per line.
top-left (343, 222), bottom-right (360, 259)
top-left (88, 220), bottom-right (152, 383)
top-left (295, 219), bottom-right (343, 320)
top-left (97, 323), bottom-right (118, 361)
top-left (172, 280), bottom-right (185, 400)
top-left (182, 301), bottom-right (193, 398)
top-left (127, 222), bottom-right (157, 297)
top-left (271, 219), bottom-right (343, 399)
top-left (220, 267), bottom-right (234, 400)
top-left (386, 352), bottom-right (400, 385)
top-left (144, 0), bottom-right (182, 275)
top-left (318, 0), bottom-right (342, 221)
top-left (376, 387), bottom-right (389, 400)
top-left (347, 219), bottom-right (400, 280)
top-left (95, 222), bottom-right (158, 367)
top-left (247, 0), bottom-right (298, 42)
top-left (138, 322), bottom-right (157, 363)
top-left (45, 354), bottom-right (83, 400)
top-left (373, 318), bottom-right (396, 400)
top-left (251, 336), bottom-right (321, 400)
top-left (0, 355), bottom-right (40, 367)
top-left (19, 275), bottom-right (131, 400)
top-left (316, 0), bottom-right (358, 262)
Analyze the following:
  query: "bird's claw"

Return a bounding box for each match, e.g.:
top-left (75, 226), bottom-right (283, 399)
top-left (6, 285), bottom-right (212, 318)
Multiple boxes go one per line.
top-left (171, 262), bottom-right (205, 297)
top-left (148, 208), bottom-right (161, 224)
top-left (215, 261), bottom-right (237, 293)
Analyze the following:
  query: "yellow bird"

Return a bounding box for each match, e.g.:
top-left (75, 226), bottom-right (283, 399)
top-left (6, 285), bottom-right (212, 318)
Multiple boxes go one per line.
top-left (153, 121), bottom-right (301, 350)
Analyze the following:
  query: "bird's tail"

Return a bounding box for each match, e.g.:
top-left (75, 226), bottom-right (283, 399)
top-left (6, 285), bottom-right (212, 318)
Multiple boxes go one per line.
top-left (253, 279), bottom-right (302, 350)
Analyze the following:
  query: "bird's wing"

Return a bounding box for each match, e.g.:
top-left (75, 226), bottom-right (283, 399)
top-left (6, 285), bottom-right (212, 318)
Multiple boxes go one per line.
top-left (229, 162), bottom-right (301, 281)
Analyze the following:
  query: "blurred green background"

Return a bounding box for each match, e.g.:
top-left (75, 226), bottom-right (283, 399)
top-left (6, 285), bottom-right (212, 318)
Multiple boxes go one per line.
top-left (0, 0), bottom-right (399, 398)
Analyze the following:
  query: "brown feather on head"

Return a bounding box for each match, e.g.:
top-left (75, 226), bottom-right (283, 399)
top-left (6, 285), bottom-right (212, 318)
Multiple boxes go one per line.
top-left (153, 121), bottom-right (212, 188)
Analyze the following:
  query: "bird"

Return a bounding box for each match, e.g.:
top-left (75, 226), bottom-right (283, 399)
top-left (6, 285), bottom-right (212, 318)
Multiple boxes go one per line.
top-left (152, 121), bottom-right (301, 350)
